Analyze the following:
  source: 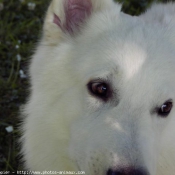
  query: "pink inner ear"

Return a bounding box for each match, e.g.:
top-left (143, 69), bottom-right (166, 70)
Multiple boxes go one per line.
top-left (65, 0), bottom-right (92, 33)
top-left (53, 13), bottom-right (62, 29)
top-left (53, 0), bottom-right (92, 34)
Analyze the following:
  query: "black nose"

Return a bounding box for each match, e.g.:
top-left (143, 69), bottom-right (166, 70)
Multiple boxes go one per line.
top-left (107, 167), bottom-right (149, 175)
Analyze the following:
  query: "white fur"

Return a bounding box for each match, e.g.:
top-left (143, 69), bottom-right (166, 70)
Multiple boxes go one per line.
top-left (21, 1), bottom-right (175, 175)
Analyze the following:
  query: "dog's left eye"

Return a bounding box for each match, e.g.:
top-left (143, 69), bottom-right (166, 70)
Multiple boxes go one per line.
top-left (158, 100), bottom-right (173, 117)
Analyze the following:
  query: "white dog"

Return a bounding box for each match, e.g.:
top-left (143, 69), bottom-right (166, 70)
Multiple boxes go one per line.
top-left (21, 0), bottom-right (175, 175)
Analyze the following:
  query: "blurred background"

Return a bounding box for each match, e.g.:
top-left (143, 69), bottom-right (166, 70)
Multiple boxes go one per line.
top-left (0, 0), bottom-right (174, 172)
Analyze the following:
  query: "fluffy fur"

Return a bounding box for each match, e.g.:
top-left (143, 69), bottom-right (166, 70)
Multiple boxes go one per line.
top-left (21, 0), bottom-right (175, 174)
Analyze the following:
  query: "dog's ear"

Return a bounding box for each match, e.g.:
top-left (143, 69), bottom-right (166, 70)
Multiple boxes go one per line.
top-left (43, 0), bottom-right (118, 44)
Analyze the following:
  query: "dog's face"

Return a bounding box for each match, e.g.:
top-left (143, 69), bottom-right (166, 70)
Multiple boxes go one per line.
top-left (28, 0), bottom-right (175, 174)
top-left (67, 13), bottom-right (175, 175)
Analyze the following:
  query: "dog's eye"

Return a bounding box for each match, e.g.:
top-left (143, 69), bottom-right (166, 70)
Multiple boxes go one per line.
top-left (158, 101), bottom-right (173, 117)
top-left (91, 83), bottom-right (107, 95)
top-left (87, 82), bottom-right (110, 101)
top-left (90, 82), bottom-right (108, 96)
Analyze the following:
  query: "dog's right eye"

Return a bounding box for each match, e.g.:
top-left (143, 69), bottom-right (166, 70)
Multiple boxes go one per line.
top-left (87, 81), bottom-right (111, 101)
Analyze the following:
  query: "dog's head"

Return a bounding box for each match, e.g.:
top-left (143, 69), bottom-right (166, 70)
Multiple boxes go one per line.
top-left (28, 0), bottom-right (175, 174)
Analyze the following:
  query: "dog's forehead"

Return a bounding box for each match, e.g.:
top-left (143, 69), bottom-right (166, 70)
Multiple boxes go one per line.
top-left (73, 24), bottom-right (174, 81)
